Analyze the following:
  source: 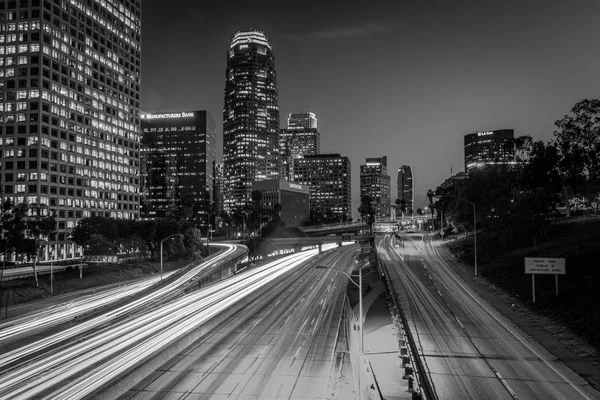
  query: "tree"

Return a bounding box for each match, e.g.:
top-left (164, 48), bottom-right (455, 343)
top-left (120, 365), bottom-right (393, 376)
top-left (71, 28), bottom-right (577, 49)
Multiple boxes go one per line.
top-left (553, 99), bottom-right (600, 216)
top-left (25, 205), bottom-right (57, 287)
top-left (71, 216), bottom-right (118, 246)
top-left (358, 195), bottom-right (375, 234)
top-left (83, 234), bottom-right (118, 256)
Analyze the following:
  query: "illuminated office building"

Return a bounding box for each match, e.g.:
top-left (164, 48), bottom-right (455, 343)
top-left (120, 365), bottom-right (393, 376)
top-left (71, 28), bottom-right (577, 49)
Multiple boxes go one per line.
top-left (252, 179), bottom-right (309, 227)
top-left (0, 0), bottom-right (141, 260)
top-left (464, 129), bottom-right (516, 172)
top-left (397, 165), bottom-right (414, 215)
top-left (213, 161), bottom-right (223, 215)
top-left (292, 154), bottom-right (351, 221)
top-left (287, 112), bottom-right (317, 129)
top-left (360, 156), bottom-right (390, 218)
top-left (223, 30), bottom-right (280, 213)
top-left (140, 111), bottom-right (216, 224)
top-left (279, 112), bottom-right (320, 181)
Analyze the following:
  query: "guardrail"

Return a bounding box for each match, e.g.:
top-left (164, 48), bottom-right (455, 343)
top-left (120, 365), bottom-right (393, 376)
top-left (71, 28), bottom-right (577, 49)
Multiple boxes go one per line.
top-left (376, 252), bottom-right (436, 400)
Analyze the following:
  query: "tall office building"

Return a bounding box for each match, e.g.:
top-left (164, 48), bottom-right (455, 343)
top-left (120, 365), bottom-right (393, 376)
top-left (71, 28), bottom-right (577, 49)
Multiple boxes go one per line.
top-left (464, 129), bottom-right (516, 172)
top-left (360, 156), bottom-right (390, 218)
top-left (213, 161), bottom-right (224, 215)
top-left (223, 30), bottom-right (280, 213)
top-left (279, 112), bottom-right (320, 181)
top-left (288, 112), bottom-right (317, 129)
top-left (397, 165), bottom-right (414, 215)
top-left (292, 154), bottom-right (351, 221)
top-left (0, 0), bottom-right (141, 260)
top-left (140, 111), bottom-right (216, 224)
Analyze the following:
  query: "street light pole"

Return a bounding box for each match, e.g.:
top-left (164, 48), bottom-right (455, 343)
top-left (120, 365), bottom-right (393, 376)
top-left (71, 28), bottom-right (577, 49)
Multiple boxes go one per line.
top-left (437, 195), bottom-right (477, 275)
top-left (315, 264), bottom-right (363, 399)
top-left (160, 234), bottom-right (183, 281)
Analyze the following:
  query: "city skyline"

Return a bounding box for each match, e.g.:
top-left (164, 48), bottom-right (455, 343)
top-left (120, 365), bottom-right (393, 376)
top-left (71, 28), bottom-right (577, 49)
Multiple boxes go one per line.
top-left (141, 0), bottom-right (600, 217)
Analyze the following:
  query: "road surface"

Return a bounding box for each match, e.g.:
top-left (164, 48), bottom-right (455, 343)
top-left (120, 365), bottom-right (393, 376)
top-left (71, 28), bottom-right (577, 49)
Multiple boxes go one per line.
top-left (377, 234), bottom-right (600, 400)
top-left (116, 245), bottom-right (359, 399)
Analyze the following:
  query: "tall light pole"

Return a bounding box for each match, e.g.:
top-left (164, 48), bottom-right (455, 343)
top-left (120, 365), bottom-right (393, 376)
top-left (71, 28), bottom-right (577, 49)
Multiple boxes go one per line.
top-left (160, 234), bottom-right (183, 281)
top-left (207, 212), bottom-right (216, 245)
top-left (437, 195), bottom-right (477, 275)
top-left (315, 264), bottom-right (363, 399)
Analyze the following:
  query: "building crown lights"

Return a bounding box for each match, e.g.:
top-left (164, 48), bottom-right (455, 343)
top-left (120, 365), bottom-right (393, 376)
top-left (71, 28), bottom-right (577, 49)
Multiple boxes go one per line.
top-left (231, 30), bottom-right (272, 50)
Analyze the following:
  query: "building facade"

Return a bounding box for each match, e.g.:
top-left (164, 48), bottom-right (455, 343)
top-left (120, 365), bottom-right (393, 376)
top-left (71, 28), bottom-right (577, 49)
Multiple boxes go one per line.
top-left (360, 156), bottom-right (390, 218)
top-left (222, 30), bottom-right (280, 213)
top-left (213, 161), bottom-right (223, 215)
top-left (464, 129), bottom-right (516, 172)
top-left (140, 111), bottom-right (216, 224)
top-left (292, 154), bottom-right (351, 221)
top-left (279, 112), bottom-right (319, 181)
top-left (252, 179), bottom-right (310, 227)
top-left (397, 165), bottom-right (414, 215)
top-left (0, 0), bottom-right (142, 259)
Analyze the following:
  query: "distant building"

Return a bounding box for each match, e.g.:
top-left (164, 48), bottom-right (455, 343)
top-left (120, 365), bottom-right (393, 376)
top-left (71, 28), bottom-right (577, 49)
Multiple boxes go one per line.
top-left (360, 156), bottom-right (391, 218)
top-left (397, 165), bottom-right (414, 215)
top-left (223, 30), bottom-right (280, 213)
top-left (292, 154), bottom-right (351, 221)
top-left (288, 112), bottom-right (318, 129)
top-left (439, 171), bottom-right (469, 190)
top-left (252, 180), bottom-right (310, 227)
top-left (280, 112), bottom-right (320, 181)
top-left (141, 111), bottom-right (216, 226)
top-left (464, 129), bottom-right (516, 172)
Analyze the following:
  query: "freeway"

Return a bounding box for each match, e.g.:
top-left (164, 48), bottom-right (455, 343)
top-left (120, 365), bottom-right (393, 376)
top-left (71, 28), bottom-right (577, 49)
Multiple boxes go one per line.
top-left (116, 244), bottom-right (358, 399)
top-left (0, 271), bottom-right (176, 344)
top-left (0, 243), bottom-right (347, 399)
top-left (377, 234), bottom-right (600, 400)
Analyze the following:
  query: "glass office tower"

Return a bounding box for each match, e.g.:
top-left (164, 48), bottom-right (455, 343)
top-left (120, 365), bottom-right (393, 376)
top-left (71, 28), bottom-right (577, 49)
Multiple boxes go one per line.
top-left (140, 111), bottom-right (216, 225)
top-left (0, 0), bottom-right (142, 259)
top-left (360, 156), bottom-right (390, 218)
top-left (397, 165), bottom-right (414, 215)
top-left (279, 112), bottom-right (320, 181)
top-left (223, 30), bottom-right (280, 213)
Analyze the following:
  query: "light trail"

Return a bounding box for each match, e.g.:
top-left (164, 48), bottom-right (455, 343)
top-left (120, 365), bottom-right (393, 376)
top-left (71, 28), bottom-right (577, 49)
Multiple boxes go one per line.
top-left (0, 243), bottom-right (237, 367)
top-left (0, 273), bottom-right (174, 343)
top-left (0, 248), bottom-right (320, 399)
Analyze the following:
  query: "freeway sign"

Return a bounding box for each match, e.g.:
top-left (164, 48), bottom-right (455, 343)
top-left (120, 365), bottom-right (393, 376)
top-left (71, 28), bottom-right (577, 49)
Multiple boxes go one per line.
top-left (524, 257), bottom-right (565, 274)
top-left (524, 257), bottom-right (565, 303)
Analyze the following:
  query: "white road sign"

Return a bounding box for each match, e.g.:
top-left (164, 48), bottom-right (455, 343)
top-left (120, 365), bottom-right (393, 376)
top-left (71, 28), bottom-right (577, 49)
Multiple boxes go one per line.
top-left (524, 257), bottom-right (566, 275)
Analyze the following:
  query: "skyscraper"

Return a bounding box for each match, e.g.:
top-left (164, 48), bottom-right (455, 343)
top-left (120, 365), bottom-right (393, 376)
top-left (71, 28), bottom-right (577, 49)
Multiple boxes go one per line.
top-left (292, 154), bottom-right (351, 221)
top-left (223, 30), bottom-right (280, 213)
top-left (280, 112), bottom-right (320, 181)
top-left (0, 0), bottom-right (142, 259)
top-left (397, 165), bottom-right (414, 215)
top-left (464, 129), bottom-right (516, 172)
top-left (360, 156), bottom-right (390, 218)
top-left (287, 112), bottom-right (317, 129)
top-left (140, 111), bottom-right (216, 223)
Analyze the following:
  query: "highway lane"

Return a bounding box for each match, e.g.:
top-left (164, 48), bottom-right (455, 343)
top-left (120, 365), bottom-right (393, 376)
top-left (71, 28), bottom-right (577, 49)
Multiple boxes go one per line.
top-left (0, 272), bottom-right (178, 344)
top-left (0, 243), bottom-right (239, 364)
top-left (0, 244), bottom-right (344, 399)
top-left (377, 234), bottom-right (600, 400)
top-left (117, 245), bottom-right (358, 400)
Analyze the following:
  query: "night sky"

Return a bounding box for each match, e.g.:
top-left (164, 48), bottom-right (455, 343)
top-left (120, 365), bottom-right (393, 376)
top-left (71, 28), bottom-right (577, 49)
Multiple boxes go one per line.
top-left (141, 0), bottom-right (600, 217)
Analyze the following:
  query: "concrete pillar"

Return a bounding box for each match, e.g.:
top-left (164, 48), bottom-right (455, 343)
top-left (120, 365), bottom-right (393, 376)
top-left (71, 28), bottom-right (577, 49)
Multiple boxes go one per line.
top-left (318, 243), bottom-right (322, 253)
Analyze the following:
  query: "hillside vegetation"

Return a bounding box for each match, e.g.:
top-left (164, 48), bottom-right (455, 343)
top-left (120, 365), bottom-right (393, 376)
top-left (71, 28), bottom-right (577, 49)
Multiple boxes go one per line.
top-left (444, 216), bottom-right (600, 350)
